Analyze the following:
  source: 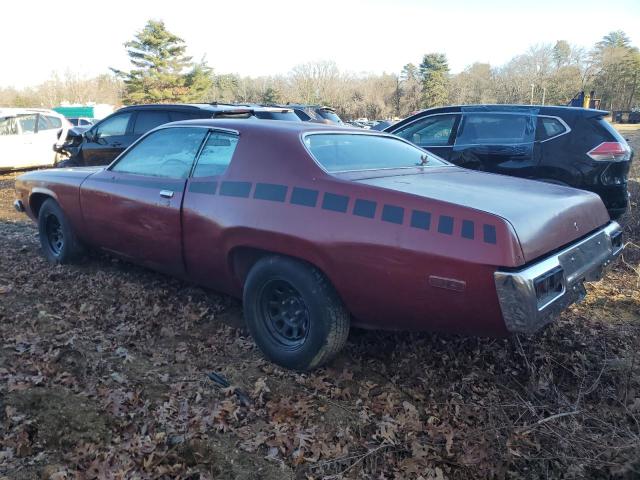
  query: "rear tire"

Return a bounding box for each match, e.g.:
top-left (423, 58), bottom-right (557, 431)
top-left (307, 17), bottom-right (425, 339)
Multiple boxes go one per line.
top-left (37, 199), bottom-right (84, 264)
top-left (243, 256), bottom-right (350, 371)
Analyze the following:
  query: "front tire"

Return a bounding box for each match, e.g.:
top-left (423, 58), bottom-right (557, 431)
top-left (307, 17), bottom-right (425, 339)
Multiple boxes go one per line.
top-left (37, 199), bottom-right (84, 264)
top-left (243, 256), bottom-right (350, 371)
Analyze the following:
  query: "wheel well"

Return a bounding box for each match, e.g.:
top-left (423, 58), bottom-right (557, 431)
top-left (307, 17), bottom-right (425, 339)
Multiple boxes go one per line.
top-left (228, 247), bottom-right (328, 289)
top-left (29, 193), bottom-right (54, 217)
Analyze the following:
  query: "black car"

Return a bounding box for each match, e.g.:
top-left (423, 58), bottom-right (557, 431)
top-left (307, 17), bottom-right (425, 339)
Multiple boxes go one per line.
top-left (59, 103), bottom-right (300, 167)
top-left (283, 104), bottom-right (344, 125)
top-left (384, 105), bottom-right (633, 218)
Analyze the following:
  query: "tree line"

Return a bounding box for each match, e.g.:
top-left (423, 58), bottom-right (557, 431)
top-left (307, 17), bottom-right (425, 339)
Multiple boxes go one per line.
top-left (1, 21), bottom-right (638, 120)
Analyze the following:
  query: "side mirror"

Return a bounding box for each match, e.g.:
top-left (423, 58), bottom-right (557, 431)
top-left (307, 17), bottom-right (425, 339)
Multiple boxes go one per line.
top-left (84, 130), bottom-right (98, 142)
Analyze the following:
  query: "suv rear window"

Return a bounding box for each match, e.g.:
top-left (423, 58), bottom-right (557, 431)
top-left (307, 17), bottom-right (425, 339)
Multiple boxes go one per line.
top-left (456, 113), bottom-right (535, 145)
top-left (595, 117), bottom-right (626, 143)
top-left (305, 133), bottom-right (446, 172)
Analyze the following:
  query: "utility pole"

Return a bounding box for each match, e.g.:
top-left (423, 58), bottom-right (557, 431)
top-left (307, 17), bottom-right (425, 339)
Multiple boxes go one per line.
top-left (530, 84), bottom-right (535, 105)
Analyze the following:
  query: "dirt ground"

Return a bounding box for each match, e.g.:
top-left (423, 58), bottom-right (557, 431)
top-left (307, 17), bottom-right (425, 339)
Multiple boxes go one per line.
top-left (1, 127), bottom-right (639, 480)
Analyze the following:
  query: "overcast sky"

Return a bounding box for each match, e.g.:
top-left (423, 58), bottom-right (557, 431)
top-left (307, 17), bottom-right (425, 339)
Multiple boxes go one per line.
top-left (2, 0), bottom-right (638, 88)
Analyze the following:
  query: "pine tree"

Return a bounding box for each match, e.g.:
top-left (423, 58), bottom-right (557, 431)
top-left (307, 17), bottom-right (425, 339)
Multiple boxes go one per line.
top-left (113, 20), bottom-right (213, 104)
top-left (418, 53), bottom-right (450, 108)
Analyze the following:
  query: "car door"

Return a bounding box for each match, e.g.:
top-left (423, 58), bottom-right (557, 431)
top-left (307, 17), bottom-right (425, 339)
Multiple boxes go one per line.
top-left (34, 114), bottom-right (62, 166)
top-left (450, 112), bottom-right (537, 176)
top-left (181, 130), bottom-right (241, 288)
top-left (13, 114), bottom-right (40, 168)
top-left (81, 111), bottom-right (135, 166)
top-left (0, 116), bottom-right (27, 169)
top-left (390, 114), bottom-right (460, 160)
top-left (80, 126), bottom-right (208, 275)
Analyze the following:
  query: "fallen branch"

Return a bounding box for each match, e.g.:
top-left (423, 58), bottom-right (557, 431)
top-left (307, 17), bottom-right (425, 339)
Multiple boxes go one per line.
top-left (519, 410), bottom-right (581, 435)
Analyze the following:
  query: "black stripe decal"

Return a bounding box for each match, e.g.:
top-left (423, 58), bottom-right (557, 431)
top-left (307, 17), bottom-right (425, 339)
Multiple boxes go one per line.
top-left (290, 187), bottom-right (318, 207)
top-left (410, 210), bottom-right (431, 230)
top-left (461, 220), bottom-right (474, 239)
top-left (189, 181), bottom-right (217, 194)
top-left (483, 224), bottom-right (497, 244)
top-left (220, 181), bottom-right (252, 198)
top-left (381, 204), bottom-right (404, 224)
top-left (254, 183), bottom-right (287, 202)
top-left (322, 193), bottom-right (349, 213)
top-left (438, 215), bottom-right (454, 235)
top-left (353, 199), bottom-right (377, 218)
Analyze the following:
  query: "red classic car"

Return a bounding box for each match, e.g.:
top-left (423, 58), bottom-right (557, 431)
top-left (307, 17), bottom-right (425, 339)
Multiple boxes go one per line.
top-left (14, 120), bottom-right (624, 370)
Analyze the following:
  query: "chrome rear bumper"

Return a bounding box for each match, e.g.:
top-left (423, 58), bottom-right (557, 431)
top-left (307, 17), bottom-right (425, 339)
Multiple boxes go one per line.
top-left (494, 222), bottom-right (623, 333)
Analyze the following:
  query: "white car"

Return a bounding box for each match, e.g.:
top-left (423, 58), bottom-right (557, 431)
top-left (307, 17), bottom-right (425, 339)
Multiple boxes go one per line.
top-left (0, 108), bottom-right (70, 171)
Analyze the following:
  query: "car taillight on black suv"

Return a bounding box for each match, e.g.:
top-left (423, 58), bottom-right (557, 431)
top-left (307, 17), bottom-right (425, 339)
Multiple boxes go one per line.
top-left (587, 141), bottom-right (632, 162)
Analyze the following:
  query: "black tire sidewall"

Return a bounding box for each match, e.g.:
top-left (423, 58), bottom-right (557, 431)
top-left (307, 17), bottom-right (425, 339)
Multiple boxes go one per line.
top-left (38, 199), bottom-right (78, 264)
top-left (243, 257), bottom-right (334, 370)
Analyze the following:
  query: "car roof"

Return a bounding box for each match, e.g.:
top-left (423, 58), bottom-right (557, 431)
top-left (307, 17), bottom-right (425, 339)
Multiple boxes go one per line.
top-left (116, 103), bottom-right (294, 114)
top-left (157, 118), bottom-right (383, 136)
top-left (411, 104), bottom-right (608, 117)
top-left (0, 107), bottom-right (63, 117)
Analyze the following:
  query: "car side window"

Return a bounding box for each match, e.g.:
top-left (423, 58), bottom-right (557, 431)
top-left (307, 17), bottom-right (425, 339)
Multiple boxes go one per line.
top-left (95, 113), bottom-right (132, 138)
top-left (46, 116), bottom-right (62, 129)
top-left (192, 132), bottom-right (239, 177)
top-left (0, 117), bottom-right (18, 135)
top-left (170, 111), bottom-right (206, 122)
top-left (111, 127), bottom-right (207, 179)
top-left (17, 115), bottom-right (37, 134)
top-left (455, 113), bottom-right (535, 146)
top-left (37, 115), bottom-right (61, 131)
top-left (293, 109), bottom-right (312, 121)
top-left (133, 111), bottom-right (171, 135)
top-left (535, 116), bottom-right (567, 141)
top-left (394, 114), bottom-right (457, 146)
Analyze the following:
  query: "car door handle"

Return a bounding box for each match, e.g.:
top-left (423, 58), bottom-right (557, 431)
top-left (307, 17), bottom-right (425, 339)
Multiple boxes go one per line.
top-left (159, 190), bottom-right (174, 198)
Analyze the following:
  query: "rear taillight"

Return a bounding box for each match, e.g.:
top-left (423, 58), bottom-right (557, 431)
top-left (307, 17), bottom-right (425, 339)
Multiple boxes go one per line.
top-left (534, 266), bottom-right (564, 308)
top-left (587, 142), bottom-right (631, 162)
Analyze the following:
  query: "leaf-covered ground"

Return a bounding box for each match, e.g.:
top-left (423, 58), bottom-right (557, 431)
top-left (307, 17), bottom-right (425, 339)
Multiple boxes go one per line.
top-left (1, 127), bottom-right (639, 479)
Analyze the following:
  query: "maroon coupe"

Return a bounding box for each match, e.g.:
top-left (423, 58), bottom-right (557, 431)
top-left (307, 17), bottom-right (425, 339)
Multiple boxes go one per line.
top-left (14, 120), bottom-right (623, 370)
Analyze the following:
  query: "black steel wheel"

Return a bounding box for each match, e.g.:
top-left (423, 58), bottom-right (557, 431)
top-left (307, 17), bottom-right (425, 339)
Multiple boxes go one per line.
top-left (260, 279), bottom-right (310, 347)
top-left (44, 214), bottom-right (64, 256)
top-left (37, 198), bottom-right (84, 264)
top-left (243, 255), bottom-right (350, 371)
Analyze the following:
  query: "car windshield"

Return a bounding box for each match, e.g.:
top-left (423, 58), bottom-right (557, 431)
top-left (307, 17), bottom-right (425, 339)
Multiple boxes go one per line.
top-left (305, 133), bottom-right (447, 172)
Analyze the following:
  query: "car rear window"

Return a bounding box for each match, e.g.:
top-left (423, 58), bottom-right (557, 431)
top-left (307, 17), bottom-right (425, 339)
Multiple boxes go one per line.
top-left (595, 117), bottom-right (626, 143)
top-left (316, 109), bottom-right (342, 123)
top-left (455, 113), bottom-right (535, 145)
top-left (253, 111), bottom-right (301, 121)
top-left (305, 133), bottom-right (447, 172)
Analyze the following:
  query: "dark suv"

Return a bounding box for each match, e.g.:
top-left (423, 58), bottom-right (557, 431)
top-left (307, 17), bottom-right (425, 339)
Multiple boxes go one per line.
top-left (384, 105), bottom-right (633, 218)
top-left (283, 104), bottom-right (344, 125)
top-left (59, 103), bottom-right (300, 167)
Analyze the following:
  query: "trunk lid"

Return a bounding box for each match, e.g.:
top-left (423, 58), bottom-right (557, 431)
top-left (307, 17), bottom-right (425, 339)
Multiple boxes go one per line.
top-left (351, 167), bottom-right (610, 263)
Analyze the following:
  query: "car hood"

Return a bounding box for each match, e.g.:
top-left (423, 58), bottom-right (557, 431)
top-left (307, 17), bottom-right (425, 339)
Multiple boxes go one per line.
top-left (18, 166), bottom-right (105, 182)
top-left (353, 168), bottom-right (610, 263)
